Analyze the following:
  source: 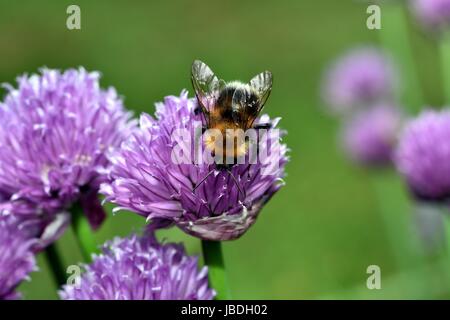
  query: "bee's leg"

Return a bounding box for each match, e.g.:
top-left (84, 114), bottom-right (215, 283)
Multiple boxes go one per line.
top-left (253, 122), bottom-right (272, 130)
top-left (227, 169), bottom-right (246, 199)
top-left (245, 165), bottom-right (251, 180)
top-left (193, 169), bottom-right (216, 192)
top-left (194, 105), bottom-right (209, 133)
top-left (194, 105), bottom-right (202, 115)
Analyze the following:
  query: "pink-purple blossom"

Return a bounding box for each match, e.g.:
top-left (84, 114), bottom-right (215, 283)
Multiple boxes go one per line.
top-left (59, 233), bottom-right (214, 300)
top-left (101, 91), bottom-right (288, 241)
top-left (322, 47), bottom-right (397, 114)
top-left (0, 68), bottom-right (136, 246)
top-left (0, 216), bottom-right (37, 300)
top-left (411, 0), bottom-right (450, 31)
top-left (395, 109), bottom-right (450, 201)
top-left (342, 104), bottom-right (403, 167)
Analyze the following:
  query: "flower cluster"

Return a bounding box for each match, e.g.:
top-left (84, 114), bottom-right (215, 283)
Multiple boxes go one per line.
top-left (101, 91), bottom-right (288, 241)
top-left (0, 65), bottom-right (287, 299)
top-left (322, 47), bottom-right (403, 167)
top-left (321, 47), bottom-right (397, 114)
top-left (395, 110), bottom-right (450, 201)
top-left (59, 233), bottom-right (214, 300)
top-left (411, 0), bottom-right (450, 31)
top-left (0, 68), bottom-right (136, 245)
top-left (342, 104), bottom-right (403, 166)
top-left (0, 216), bottom-right (37, 300)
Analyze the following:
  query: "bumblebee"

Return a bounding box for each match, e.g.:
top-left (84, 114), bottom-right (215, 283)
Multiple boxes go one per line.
top-left (191, 60), bottom-right (273, 194)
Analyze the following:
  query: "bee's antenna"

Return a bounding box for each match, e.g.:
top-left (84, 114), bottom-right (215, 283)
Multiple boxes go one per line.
top-left (226, 168), bottom-right (246, 199)
top-left (193, 169), bottom-right (216, 192)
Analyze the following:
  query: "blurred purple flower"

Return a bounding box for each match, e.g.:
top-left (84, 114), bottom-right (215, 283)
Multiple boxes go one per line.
top-left (59, 233), bottom-right (214, 300)
top-left (322, 47), bottom-right (398, 114)
top-left (411, 0), bottom-right (450, 31)
top-left (395, 110), bottom-right (450, 201)
top-left (101, 91), bottom-right (288, 241)
top-left (342, 104), bottom-right (403, 167)
top-left (0, 68), bottom-right (136, 246)
top-left (0, 216), bottom-right (37, 300)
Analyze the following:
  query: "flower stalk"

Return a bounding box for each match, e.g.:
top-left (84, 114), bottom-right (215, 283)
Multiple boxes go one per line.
top-left (371, 171), bottom-right (422, 270)
top-left (442, 212), bottom-right (450, 257)
top-left (71, 203), bottom-right (98, 262)
top-left (202, 240), bottom-right (230, 300)
top-left (441, 32), bottom-right (450, 105)
top-left (378, 2), bottom-right (424, 112)
top-left (43, 243), bottom-right (66, 287)
top-left (439, 31), bottom-right (450, 256)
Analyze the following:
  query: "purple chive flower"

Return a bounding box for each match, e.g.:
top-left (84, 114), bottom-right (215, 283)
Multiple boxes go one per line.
top-left (101, 91), bottom-right (288, 241)
top-left (0, 68), bottom-right (136, 246)
top-left (342, 104), bottom-right (403, 167)
top-left (59, 233), bottom-right (215, 300)
top-left (0, 216), bottom-right (37, 300)
top-left (411, 0), bottom-right (450, 31)
top-left (395, 110), bottom-right (450, 201)
top-left (322, 47), bottom-right (397, 114)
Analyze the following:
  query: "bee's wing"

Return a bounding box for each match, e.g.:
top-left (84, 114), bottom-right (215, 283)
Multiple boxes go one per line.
top-left (232, 71), bottom-right (273, 129)
top-left (231, 87), bottom-right (258, 130)
top-left (249, 70), bottom-right (273, 113)
top-left (191, 60), bottom-right (224, 115)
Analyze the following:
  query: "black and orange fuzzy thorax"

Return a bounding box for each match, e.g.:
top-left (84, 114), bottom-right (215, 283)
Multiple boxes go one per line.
top-left (204, 82), bottom-right (260, 163)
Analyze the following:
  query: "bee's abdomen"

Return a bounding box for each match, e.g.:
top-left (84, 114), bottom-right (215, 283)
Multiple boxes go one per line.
top-left (215, 87), bottom-right (236, 122)
top-left (217, 86), bottom-right (236, 108)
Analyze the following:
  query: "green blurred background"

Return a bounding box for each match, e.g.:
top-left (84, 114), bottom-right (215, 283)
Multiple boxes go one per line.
top-left (0, 0), bottom-right (446, 299)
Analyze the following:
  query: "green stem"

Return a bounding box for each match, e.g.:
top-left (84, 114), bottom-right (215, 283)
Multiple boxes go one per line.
top-left (43, 243), bottom-right (66, 287)
top-left (414, 201), bottom-right (446, 256)
top-left (440, 32), bottom-right (450, 105)
top-left (71, 203), bottom-right (98, 262)
top-left (424, 204), bottom-right (450, 293)
top-left (202, 240), bottom-right (230, 300)
top-left (378, 2), bottom-right (424, 112)
top-left (443, 212), bottom-right (450, 256)
top-left (370, 170), bottom-right (422, 270)
top-left (439, 30), bottom-right (450, 297)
